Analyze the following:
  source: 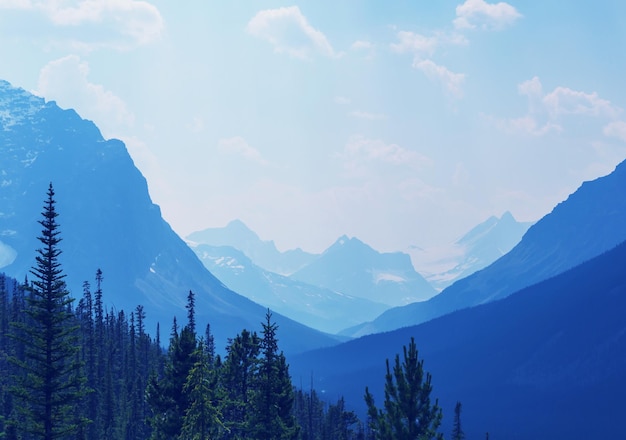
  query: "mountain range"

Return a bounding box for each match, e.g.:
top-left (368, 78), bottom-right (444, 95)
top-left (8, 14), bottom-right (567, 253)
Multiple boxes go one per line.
top-left (187, 219), bottom-right (316, 275)
top-left (190, 242), bottom-right (387, 334)
top-left (290, 235), bottom-right (437, 306)
top-left (291, 236), bottom-right (626, 439)
top-left (342, 161), bottom-right (626, 337)
top-left (0, 79), bottom-right (338, 355)
top-left (408, 211), bottom-right (533, 290)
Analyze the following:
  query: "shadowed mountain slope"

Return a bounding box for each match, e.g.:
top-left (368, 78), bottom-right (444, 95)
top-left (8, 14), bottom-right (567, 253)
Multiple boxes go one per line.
top-left (343, 161), bottom-right (626, 336)
top-left (0, 79), bottom-right (338, 354)
top-left (292, 239), bottom-right (626, 439)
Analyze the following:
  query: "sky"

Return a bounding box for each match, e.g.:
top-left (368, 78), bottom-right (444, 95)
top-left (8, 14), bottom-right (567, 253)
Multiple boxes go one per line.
top-left (1, 0), bottom-right (625, 254)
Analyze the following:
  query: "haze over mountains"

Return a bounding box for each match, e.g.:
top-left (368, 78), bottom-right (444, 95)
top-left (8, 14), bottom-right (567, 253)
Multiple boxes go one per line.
top-left (343, 162), bottom-right (626, 337)
top-left (190, 242), bottom-right (387, 334)
top-left (3, 76), bottom-right (626, 439)
top-left (408, 211), bottom-right (533, 290)
top-left (0, 79), bottom-right (337, 354)
top-left (187, 212), bottom-right (532, 332)
top-left (187, 219), bottom-right (316, 275)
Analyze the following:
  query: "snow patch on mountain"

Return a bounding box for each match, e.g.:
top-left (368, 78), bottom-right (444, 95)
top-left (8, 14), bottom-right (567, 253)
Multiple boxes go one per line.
top-left (373, 272), bottom-right (407, 283)
top-left (408, 212), bottom-right (533, 290)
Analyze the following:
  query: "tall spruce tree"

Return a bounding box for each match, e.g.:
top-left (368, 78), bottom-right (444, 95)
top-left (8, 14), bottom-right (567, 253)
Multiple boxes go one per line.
top-left (180, 340), bottom-right (224, 439)
top-left (451, 401), bottom-right (464, 440)
top-left (364, 337), bottom-right (443, 440)
top-left (249, 310), bottom-right (298, 440)
top-left (220, 328), bottom-right (261, 439)
top-left (10, 183), bottom-right (88, 439)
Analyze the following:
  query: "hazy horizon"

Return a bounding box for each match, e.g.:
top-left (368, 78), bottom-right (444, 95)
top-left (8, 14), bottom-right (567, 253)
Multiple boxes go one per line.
top-left (1, 0), bottom-right (624, 254)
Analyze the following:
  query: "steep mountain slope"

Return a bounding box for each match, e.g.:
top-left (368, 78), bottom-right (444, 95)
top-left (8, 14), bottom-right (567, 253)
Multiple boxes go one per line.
top-left (410, 211), bottom-right (533, 290)
top-left (187, 220), bottom-right (316, 275)
top-left (291, 236), bottom-right (436, 307)
top-left (0, 79), bottom-right (338, 354)
top-left (343, 161), bottom-right (626, 336)
top-left (191, 243), bottom-right (387, 334)
top-left (291, 240), bottom-right (626, 439)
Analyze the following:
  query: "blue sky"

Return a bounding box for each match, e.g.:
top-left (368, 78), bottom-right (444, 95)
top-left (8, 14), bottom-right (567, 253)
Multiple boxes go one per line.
top-left (1, 0), bottom-right (625, 253)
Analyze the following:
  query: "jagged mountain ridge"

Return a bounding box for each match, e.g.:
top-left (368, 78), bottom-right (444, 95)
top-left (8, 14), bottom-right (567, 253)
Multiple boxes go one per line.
top-left (408, 211), bottom-right (533, 291)
top-left (291, 235), bottom-right (437, 306)
top-left (0, 79), bottom-right (338, 354)
top-left (187, 220), bottom-right (316, 275)
top-left (191, 243), bottom-right (388, 334)
top-left (291, 239), bottom-right (626, 439)
top-left (342, 159), bottom-right (626, 337)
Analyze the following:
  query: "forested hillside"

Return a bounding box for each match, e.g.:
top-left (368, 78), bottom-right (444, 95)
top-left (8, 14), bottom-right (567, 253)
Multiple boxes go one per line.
top-left (0, 185), bottom-right (394, 440)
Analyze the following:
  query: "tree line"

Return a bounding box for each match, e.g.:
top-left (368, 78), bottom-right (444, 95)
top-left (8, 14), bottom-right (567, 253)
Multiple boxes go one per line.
top-left (0, 184), bottom-right (458, 440)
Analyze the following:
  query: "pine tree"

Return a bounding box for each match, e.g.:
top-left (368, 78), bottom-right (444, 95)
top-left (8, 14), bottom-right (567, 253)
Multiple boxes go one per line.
top-left (249, 310), bottom-right (298, 440)
top-left (451, 401), bottom-right (464, 440)
top-left (10, 183), bottom-right (88, 439)
top-left (220, 328), bottom-right (261, 438)
top-left (147, 297), bottom-right (198, 439)
top-left (364, 337), bottom-right (443, 440)
top-left (180, 340), bottom-right (224, 439)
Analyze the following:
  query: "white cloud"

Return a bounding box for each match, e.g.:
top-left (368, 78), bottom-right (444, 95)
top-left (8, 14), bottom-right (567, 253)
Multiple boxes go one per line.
top-left (518, 76), bottom-right (543, 98)
top-left (247, 6), bottom-right (340, 59)
top-left (413, 59), bottom-right (466, 99)
top-left (543, 86), bottom-right (622, 119)
top-left (390, 31), bottom-right (438, 55)
top-left (35, 55), bottom-right (135, 135)
top-left (603, 121), bottom-right (626, 142)
top-left (0, 0), bottom-right (31, 9)
top-left (218, 136), bottom-right (269, 165)
top-left (351, 40), bottom-right (373, 50)
top-left (492, 115), bottom-right (562, 136)
top-left (492, 76), bottom-right (622, 137)
top-left (0, 0), bottom-right (164, 48)
top-left (454, 0), bottom-right (522, 30)
top-left (340, 136), bottom-right (430, 178)
top-left (351, 39), bottom-right (376, 59)
top-left (349, 110), bottom-right (387, 120)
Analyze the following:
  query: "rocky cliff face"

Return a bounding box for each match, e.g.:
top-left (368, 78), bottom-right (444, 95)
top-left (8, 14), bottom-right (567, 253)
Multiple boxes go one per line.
top-left (0, 79), bottom-right (338, 354)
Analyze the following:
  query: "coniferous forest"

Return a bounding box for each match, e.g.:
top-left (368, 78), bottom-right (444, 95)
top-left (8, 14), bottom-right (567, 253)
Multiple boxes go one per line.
top-left (0, 186), bottom-right (449, 439)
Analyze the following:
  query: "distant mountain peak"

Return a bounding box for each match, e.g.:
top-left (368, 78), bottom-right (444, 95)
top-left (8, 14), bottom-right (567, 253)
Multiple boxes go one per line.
top-left (186, 220), bottom-right (317, 275)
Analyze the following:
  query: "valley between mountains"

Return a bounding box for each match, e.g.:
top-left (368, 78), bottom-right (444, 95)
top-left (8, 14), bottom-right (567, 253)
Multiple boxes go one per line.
top-left (2, 79), bottom-right (626, 439)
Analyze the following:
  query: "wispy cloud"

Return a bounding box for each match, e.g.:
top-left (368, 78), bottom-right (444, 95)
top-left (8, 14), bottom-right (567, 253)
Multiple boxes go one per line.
top-left (218, 136), bottom-right (269, 166)
top-left (390, 29), bottom-right (467, 99)
top-left (603, 121), bottom-right (626, 142)
top-left (334, 96), bottom-right (351, 105)
top-left (35, 55), bottom-right (135, 134)
top-left (491, 76), bottom-right (623, 137)
top-left (349, 110), bottom-right (387, 120)
top-left (489, 115), bottom-right (562, 137)
top-left (247, 6), bottom-right (340, 59)
top-left (0, 0), bottom-right (164, 48)
top-left (413, 59), bottom-right (466, 99)
top-left (543, 87), bottom-right (622, 119)
top-left (350, 39), bottom-right (375, 59)
top-left (454, 0), bottom-right (522, 31)
top-left (390, 31), bottom-right (438, 55)
top-left (339, 135), bottom-right (430, 178)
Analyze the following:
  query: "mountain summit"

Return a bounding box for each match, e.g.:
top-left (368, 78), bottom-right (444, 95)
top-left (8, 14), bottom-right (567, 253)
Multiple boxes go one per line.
top-left (409, 211), bottom-right (533, 290)
top-left (0, 79), bottom-right (337, 354)
top-left (187, 220), bottom-right (316, 275)
top-left (291, 235), bottom-right (436, 306)
top-left (344, 159), bottom-right (626, 336)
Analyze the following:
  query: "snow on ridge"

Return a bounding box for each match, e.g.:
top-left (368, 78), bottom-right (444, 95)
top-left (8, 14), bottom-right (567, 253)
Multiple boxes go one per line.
top-left (373, 272), bottom-right (406, 283)
top-left (0, 82), bottom-right (46, 129)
